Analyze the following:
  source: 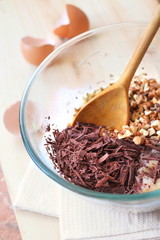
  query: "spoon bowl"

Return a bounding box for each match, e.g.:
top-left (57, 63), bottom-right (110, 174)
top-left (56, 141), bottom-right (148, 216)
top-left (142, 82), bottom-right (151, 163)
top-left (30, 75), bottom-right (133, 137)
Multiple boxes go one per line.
top-left (72, 83), bottom-right (129, 130)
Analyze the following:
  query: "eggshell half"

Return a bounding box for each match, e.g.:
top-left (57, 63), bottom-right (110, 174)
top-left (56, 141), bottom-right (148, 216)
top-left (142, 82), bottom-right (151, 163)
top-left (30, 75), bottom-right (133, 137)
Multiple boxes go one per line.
top-left (3, 101), bottom-right (20, 135)
top-left (53, 10), bottom-right (70, 38)
top-left (54, 4), bottom-right (89, 39)
top-left (21, 37), bottom-right (55, 65)
top-left (3, 101), bottom-right (42, 136)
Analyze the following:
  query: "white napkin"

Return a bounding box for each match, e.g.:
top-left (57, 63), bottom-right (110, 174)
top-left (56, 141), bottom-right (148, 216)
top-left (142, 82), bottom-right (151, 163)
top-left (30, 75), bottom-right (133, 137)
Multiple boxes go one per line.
top-left (14, 161), bottom-right (160, 240)
top-left (14, 161), bottom-right (60, 217)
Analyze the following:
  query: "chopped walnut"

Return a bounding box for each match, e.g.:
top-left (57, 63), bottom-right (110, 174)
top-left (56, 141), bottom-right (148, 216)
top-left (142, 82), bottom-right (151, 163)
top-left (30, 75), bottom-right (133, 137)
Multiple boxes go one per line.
top-left (112, 76), bottom-right (160, 144)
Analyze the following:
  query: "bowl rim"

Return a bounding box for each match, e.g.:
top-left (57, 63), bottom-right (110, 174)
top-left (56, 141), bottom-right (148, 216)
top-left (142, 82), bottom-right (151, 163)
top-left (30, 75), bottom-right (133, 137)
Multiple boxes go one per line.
top-left (20, 21), bottom-right (160, 201)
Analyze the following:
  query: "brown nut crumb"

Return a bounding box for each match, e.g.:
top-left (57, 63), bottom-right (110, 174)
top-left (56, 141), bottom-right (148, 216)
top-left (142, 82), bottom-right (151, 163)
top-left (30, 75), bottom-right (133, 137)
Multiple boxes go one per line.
top-left (133, 136), bottom-right (145, 145)
top-left (156, 89), bottom-right (160, 96)
top-left (130, 101), bottom-right (137, 108)
top-left (148, 127), bottom-right (156, 136)
top-left (148, 90), bottom-right (156, 99)
top-left (139, 129), bottom-right (149, 136)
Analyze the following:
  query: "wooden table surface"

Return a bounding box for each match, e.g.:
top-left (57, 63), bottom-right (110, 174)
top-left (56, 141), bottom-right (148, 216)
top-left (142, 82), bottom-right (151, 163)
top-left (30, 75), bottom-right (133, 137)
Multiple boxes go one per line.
top-left (0, 0), bottom-right (159, 239)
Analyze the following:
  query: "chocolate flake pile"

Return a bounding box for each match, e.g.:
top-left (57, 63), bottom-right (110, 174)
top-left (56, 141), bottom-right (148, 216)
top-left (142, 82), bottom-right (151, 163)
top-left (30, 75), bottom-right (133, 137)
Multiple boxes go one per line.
top-left (45, 122), bottom-right (160, 194)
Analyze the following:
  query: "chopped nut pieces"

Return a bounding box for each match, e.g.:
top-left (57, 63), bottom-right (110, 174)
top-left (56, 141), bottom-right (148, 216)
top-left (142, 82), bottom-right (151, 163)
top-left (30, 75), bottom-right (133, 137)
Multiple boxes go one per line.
top-left (115, 76), bottom-right (160, 142)
top-left (133, 136), bottom-right (145, 145)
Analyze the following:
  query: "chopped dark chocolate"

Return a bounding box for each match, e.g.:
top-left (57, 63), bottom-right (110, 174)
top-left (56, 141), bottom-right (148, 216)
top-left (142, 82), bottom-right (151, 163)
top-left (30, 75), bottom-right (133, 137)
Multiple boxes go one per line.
top-left (45, 122), bottom-right (160, 194)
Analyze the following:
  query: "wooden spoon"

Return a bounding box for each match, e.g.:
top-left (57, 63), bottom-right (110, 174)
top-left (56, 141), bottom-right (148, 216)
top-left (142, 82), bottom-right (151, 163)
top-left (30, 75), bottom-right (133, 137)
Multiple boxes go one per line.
top-left (72, 6), bottom-right (160, 131)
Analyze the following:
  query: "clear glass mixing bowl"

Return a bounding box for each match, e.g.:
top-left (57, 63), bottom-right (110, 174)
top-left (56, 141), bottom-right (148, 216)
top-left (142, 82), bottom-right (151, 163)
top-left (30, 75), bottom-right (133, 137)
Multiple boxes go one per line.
top-left (20, 22), bottom-right (160, 211)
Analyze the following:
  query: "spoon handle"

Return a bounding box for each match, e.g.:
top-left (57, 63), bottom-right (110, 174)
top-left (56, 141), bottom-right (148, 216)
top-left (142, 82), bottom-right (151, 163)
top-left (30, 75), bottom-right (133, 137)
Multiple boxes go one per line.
top-left (119, 5), bottom-right (160, 89)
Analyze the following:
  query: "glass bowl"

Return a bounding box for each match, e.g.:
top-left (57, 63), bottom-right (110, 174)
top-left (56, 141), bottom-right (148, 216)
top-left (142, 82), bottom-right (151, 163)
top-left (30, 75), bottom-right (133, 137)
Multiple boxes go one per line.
top-left (20, 22), bottom-right (160, 211)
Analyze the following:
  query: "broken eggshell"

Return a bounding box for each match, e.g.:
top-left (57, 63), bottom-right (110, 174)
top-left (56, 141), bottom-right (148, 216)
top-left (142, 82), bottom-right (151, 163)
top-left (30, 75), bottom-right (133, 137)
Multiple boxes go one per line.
top-left (54, 4), bottom-right (89, 39)
top-left (3, 101), bottom-right (42, 136)
top-left (20, 37), bottom-right (55, 65)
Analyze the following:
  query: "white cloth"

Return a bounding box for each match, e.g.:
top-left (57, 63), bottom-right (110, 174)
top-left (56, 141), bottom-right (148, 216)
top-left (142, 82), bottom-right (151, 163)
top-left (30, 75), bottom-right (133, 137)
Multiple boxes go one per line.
top-left (14, 161), bottom-right (160, 240)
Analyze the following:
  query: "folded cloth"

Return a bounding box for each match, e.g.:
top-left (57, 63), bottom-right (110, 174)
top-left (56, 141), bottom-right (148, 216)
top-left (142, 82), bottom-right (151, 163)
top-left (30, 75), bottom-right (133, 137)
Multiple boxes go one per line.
top-left (14, 161), bottom-right (60, 217)
top-left (14, 161), bottom-right (160, 240)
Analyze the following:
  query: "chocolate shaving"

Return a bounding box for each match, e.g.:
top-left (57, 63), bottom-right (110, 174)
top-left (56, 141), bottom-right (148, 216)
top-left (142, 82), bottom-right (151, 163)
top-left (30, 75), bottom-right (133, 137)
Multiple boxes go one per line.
top-left (45, 122), bottom-right (160, 194)
top-left (98, 152), bottom-right (109, 163)
top-left (146, 144), bottom-right (160, 152)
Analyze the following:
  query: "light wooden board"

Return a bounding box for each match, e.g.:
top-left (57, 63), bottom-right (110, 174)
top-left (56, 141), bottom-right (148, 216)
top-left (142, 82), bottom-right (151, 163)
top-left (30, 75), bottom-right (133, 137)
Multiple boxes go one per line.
top-left (0, 0), bottom-right (159, 239)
